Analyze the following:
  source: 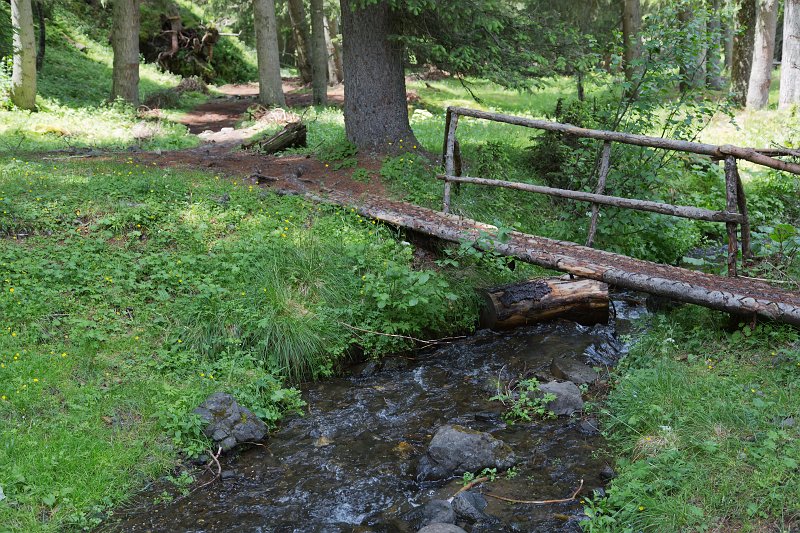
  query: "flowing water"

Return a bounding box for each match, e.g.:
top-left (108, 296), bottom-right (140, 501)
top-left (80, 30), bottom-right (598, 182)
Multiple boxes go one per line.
top-left (108, 296), bottom-right (645, 533)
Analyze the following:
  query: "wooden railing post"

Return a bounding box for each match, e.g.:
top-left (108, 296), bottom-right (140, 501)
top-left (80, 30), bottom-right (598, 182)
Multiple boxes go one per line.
top-left (724, 156), bottom-right (740, 277)
top-left (443, 109), bottom-right (460, 214)
top-left (586, 141), bottom-right (612, 247)
top-left (731, 162), bottom-right (752, 260)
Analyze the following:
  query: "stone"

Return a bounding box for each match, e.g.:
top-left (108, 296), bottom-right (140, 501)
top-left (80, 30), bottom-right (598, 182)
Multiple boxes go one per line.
top-left (416, 425), bottom-right (516, 481)
top-left (578, 417), bottom-right (601, 436)
top-left (537, 381), bottom-right (584, 416)
top-left (407, 499), bottom-right (456, 529)
top-left (550, 357), bottom-right (599, 385)
top-left (781, 417), bottom-right (795, 428)
top-left (418, 525), bottom-right (467, 533)
top-left (221, 470), bottom-right (236, 480)
top-left (452, 491), bottom-right (490, 523)
top-left (599, 465), bottom-right (617, 481)
top-left (192, 392), bottom-right (267, 452)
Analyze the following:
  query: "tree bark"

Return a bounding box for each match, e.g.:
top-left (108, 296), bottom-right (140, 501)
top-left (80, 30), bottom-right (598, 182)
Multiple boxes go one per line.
top-left (10, 0), bottom-right (37, 110)
top-left (34, 0), bottom-right (44, 72)
top-left (780, 0), bottom-right (800, 108)
top-left (731, 0), bottom-right (757, 106)
top-left (340, 0), bottom-right (416, 150)
top-left (707, 0), bottom-right (724, 88)
top-left (310, 0), bottom-right (327, 104)
top-left (622, 0), bottom-right (642, 84)
top-left (679, 7), bottom-right (707, 91)
top-left (110, 0), bottom-right (140, 106)
top-left (479, 278), bottom-right (609, 329)
top-left (746, 0), bottom-right (779, 109)
top-left (323, 15), bottom-right (341, 85)
top-left (287, 0), bottom-right (312, 84)
top-left (328, 14), bottom-right (344, 84)
top-left (253, 0), bottom-right (285, 106)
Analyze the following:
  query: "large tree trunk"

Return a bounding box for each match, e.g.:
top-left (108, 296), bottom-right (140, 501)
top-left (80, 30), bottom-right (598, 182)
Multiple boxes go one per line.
top-left (340, 0), bottom-right (416, 150)
top-left (780, 0), bottom-right (800, 108)
top-left (110, 0), bottom-right (140, 106)
top-left (707, 0), bottom-right (724, 88)
top-left (679, 7), bottom-right (707, 91)
top-left (724, 15), bottom-right (734, 71)
top-left (253, 0), bottom-right (285, 106)
top-left (287, 0), bottom-right (312, 84)
top-left (310, 0), bottom-right (327, 104)
top-left (746, 0), bottom-right (779, 109)
top-left (731, 0), bottom-right (757, 106)
top-left (323, 15), bottom-right (341, 85)
top-left (622, 0), bottom-right (642, 84)
top-left (10, 0), bottom-right (37, 110)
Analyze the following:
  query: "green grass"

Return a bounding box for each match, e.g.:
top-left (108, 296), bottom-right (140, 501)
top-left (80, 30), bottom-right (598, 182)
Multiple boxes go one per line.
top-left (0, 156), bottom-right (522, 531)
top-left (584, 308), bottom-right (800, 532)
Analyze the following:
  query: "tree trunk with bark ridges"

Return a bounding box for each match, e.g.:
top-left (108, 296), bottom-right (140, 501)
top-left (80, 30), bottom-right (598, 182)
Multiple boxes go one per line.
top-left (323, 15), bottom-right (340, 85)
top-left (311, 0), bottom-right (327, 104)
top-left (731, 0), bottom-right (757, 106)
top-left (253, 0), bottom-right (285, 107)
top-left (746, 0), bottom-right (779, 109)
top-left (328, 15), bottom-right (344, 83)
top-left (287, 0), bottom-right (312, 84)
top-left (340, 0), bottom-right (416, 150)
top-left (707, 0), bottom-right (724, 88)
top-left (622, 0), bottom-right (642, 84)
top-left (11, 0), bottom-right (37, 109)
top-left (780, 0), bottom-right (800, 107)
top-left (111, 0), bottom-right (140, 105)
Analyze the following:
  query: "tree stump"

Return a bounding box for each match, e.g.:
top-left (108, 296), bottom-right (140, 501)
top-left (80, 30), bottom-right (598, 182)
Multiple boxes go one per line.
top-left (479, 278), bottom-right (609, 329)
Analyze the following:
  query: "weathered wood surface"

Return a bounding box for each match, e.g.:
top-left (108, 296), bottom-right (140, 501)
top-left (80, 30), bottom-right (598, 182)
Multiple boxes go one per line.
top-left (448, 106), bottom-right (800, 175)
top-left (242, 122), bottom-right (307, 153)
top-left (304, 190), bottom-right (800, 326)
top-left (480, 278), bottom-right (609, 329)
top-left (586, 141), bottom-right (612, 247)
top-left (437, 174), bottom-right (743, 223)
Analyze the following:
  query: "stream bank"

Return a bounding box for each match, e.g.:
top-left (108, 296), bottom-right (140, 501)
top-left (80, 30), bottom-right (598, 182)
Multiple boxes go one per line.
top-left (105, 295), bottom-right (645, 532)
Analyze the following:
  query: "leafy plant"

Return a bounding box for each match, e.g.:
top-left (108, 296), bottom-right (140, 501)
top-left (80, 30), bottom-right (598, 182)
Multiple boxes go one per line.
top-left (490, 378), bottom-right (556, 424)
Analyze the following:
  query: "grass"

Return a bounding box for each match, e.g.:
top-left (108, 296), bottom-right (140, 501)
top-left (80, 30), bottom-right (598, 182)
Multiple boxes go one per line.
top-left (0, 154), bottom-right (525, 531)
top-left (584, 307), bottom-right (800, 532)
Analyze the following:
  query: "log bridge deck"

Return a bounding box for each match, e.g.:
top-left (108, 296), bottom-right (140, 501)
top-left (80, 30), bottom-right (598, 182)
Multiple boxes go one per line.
top-left (330, 107), bottom-right (800, 326)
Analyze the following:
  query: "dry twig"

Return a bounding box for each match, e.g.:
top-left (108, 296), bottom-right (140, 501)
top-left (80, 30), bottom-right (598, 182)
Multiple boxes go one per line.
top-left (485, 479), bottom-right (584, 505)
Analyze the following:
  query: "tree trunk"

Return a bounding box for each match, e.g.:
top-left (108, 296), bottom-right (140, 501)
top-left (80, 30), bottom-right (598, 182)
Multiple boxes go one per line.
top-left (707, 0), bottom-right (724, 88)
top-left (724, 14), bottom-right (734, 71)
top-left (340, 0), bottom-right (416, 150)
top-left (110, 0), bottom-right (140, 106)
top-left (253, 0), bottom-right (285, 107)
top-left (10, 0), bottom-right (37, 110)
top-left (328, 15), bottom-right (344, 84)
top-left (679, 7), bottom-right (707, 91)
top-left (287, 0), bottom-right (312, 84)
top-left (779, 0), bottom-right (800, 108)
top-left (731, 0), bottom-right (757, 106)
top-left (323, 15), bottom-right (340, 85)
top-left (622, 0), bottom-right (642, 84)
top-left (34, 0), bottom-right (44, 72)
top-left (746, 0), bottom-right (779, 109)
top-left (479, 278), bottom-right (609, 329)
top-left (310, 0), bottom-right (327, 104)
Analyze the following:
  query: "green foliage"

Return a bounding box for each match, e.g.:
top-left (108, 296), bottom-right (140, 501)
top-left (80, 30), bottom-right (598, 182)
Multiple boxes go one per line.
top-left (380, 152), bottom-right (440, 206)
top-left (490, 378), bottom-right (556, 424)
top-left (318, 138), bottom-right (359, 170)
top-left (585, 308), bottom-right (800, 532)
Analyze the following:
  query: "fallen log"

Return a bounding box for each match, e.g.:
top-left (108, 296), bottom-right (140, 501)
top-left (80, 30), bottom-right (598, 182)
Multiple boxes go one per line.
top-left (479, 278), bottom-right (609, 329)
top-left (242, 122), bottom-right (307, 153)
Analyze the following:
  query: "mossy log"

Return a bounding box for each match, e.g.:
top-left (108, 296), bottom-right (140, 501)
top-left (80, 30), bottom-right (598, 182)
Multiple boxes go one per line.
top-left (242, 122), bottom-right (307, 153)
top-left (479, 278), bottom-right (609, 329)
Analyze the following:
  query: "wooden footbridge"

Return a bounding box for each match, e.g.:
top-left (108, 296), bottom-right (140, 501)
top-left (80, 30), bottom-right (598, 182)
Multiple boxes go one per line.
top-left (325, 107), bottom-right (800, 326)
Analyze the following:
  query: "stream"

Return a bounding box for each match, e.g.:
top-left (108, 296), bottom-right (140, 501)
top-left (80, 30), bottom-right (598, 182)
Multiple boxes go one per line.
top-left (107, 295), bottom-right (645, 533)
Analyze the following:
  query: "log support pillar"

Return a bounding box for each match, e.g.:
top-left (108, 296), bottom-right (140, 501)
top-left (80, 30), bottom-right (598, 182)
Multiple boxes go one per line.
top-left (724, 156), bottom-right (740, 277)
top-left (586, 140), bottom-right (612, 247)
top-left (443, 109), bottom-right (459, 214)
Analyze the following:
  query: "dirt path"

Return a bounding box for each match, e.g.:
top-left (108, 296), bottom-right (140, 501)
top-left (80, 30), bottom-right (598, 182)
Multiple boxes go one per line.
top-left (178, 79), bottom-right (345, 138)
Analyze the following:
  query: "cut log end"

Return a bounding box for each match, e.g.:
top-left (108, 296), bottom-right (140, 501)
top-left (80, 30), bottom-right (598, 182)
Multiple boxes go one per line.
top-left (479, 278), bottom-right (609, 330)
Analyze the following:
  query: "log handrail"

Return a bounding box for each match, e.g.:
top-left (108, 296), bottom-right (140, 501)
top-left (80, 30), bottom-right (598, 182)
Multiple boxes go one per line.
top-left (436, 174), bottom-right (744, 223)
top-left (439, 106), bottom-right (799, 278)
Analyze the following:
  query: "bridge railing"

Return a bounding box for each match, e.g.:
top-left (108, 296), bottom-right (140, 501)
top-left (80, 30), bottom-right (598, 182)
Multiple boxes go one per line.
top-left (439, 106), bottom-right (800, 278)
